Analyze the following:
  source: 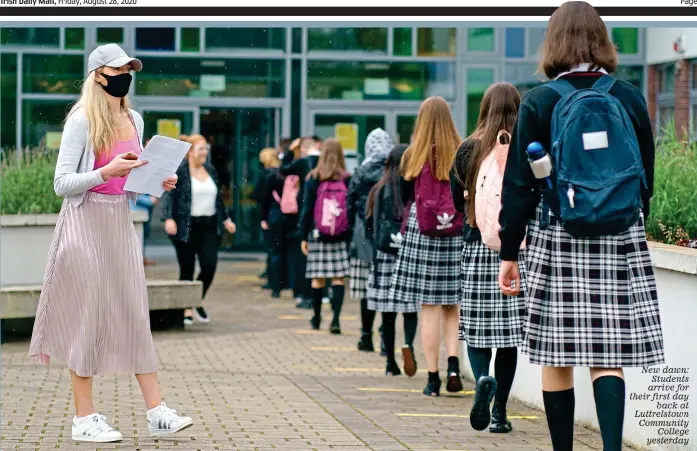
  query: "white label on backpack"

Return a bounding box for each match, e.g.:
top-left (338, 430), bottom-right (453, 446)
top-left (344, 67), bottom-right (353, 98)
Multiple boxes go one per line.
top-left (582, 131), bottom-right (608, 150)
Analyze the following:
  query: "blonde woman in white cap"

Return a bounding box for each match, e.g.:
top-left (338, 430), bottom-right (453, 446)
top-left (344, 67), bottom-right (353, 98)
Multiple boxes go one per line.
top-left (28, 43), bottom-right (193, 443)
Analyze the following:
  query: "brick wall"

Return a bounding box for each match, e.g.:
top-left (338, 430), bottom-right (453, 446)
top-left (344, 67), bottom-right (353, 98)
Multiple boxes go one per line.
top-left (647, 65), bottom-right (657, 129)
top-left (674, 59), bottom-right (691, 141)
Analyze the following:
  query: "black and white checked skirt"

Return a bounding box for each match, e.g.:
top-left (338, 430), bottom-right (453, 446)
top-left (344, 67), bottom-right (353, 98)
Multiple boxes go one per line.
top-left (368, 251), bottom-right (420, 313)
top-left (523, 206), bottom-right (665, 368)
top-left (305, 235), bottom-right (350, 279)
top-left (459, 240), bottom-right (527, 349)
top-left (349, 258), bottom-right (371, 299)
top-left (388, 204), bottom-right (463, 306)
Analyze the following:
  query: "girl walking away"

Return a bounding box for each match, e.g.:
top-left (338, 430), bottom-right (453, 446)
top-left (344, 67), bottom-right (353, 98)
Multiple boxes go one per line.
top-left (348, 128), bottom-right (395, 352)
top-left (299, 139), bottom-right (352, 334)
top-left (388, 96), bottom-right (464, 397)
top-left (366, 144), bottom-right (420, 376)
top-left (450, 83), bottom-right (526, 434)
top-left (497, 3), bottom-right (665, 450)
top-left (28, 44), bottom-right (193, 442)
top-left (162, 134), bottom-right (237, 325)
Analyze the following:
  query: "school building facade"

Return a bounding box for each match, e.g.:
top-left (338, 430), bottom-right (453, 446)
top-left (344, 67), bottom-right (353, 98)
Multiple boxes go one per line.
top-left (0, 25), bottom-right (652, 248)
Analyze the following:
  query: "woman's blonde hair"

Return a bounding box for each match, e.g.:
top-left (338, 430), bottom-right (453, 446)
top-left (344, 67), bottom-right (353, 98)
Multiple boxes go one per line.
top-left (66, 70), bottom-right (131, 156)
top-left (308, 138), bottom-right (346, 181)
top-left (259, 147), bottom-right (280, 168)
top-left (400, 96), bottom-right (461, 181)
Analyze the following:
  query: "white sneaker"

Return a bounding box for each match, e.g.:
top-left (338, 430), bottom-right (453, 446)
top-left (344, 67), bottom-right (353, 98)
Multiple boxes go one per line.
top-left (147, 402), bottom-right (193, 436)
top-left (72, 413), bottom-right (123, 443)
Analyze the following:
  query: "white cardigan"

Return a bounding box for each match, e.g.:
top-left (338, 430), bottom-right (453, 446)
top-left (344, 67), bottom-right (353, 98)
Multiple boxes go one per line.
top-left (54, 108), bottom-right (143, 207)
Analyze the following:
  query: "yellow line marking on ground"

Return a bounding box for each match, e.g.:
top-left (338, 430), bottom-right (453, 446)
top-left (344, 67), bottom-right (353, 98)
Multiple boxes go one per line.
top-left (335, 368), bottom-right (427, 373)
top-left (310, 346), bottom-right (357, 351)
top-left (358, 388), bottom-right (474, 395)
top-left (397, 413), bottom-right (539, 420)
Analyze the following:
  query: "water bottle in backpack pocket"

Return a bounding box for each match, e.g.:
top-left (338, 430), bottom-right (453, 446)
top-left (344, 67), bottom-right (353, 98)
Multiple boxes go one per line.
top-left (414, 160), bottom-right (463, 238)
top-left (545, 75), bottom-right (647, 237)
top-left (313, 179), bottom-right (350, 238)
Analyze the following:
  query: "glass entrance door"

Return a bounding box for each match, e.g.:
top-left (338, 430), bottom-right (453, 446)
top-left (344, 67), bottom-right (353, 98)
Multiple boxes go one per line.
top-left (200, 107), bottom-right (279, 250)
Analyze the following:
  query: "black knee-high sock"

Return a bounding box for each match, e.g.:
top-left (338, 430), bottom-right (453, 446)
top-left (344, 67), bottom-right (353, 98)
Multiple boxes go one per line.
top-left (593, 376), bottom-right (625, 451)
top-left (311, 288), bottom-right (323, 319)
top-left (543, 388), bottom-right (575, 451)
top-left (493, 347), bottom-right (517, 412)
top-left (360, 298), bottom-right (376, 335)
top-left (331, 285), bottom-right (345, 321)
top-left (382, 312), bottom-right (397, 362)
top-left (403, 313), bottom-right (418, 348)
top-left (467, 346), bottom-right (493, 382)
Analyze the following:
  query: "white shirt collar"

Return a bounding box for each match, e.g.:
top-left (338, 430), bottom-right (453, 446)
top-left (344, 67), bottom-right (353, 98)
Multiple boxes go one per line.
top-left (308, 149), bottom-right (321, 156)
top-left (554, 63), bottom-right (608, 80)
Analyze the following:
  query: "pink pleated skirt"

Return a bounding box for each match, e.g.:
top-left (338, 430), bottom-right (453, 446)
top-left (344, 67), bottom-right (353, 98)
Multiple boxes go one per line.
top-left (28, 192), bottom-right (159, 377)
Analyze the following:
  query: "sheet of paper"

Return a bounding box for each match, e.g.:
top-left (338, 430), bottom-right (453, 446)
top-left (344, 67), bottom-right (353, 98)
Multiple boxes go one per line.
top-left (124, 135), bottom-right (191, 198)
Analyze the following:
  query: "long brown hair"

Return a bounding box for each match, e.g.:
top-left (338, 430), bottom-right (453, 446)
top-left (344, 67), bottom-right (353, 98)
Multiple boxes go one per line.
top-left (454, 83), bottom-right (520, 227)
top-left (400, 96), bottom-right (461, 181)
top-left (308, 138), bottom-right (346, 181)
top-left (538, 1), bottom-right (617, 79)
top-left (366, 144), bottom-right (408, 220)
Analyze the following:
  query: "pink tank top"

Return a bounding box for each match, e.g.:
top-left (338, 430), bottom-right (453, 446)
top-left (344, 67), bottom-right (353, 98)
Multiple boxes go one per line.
top-left (90, 135), bottom-right (142, 195)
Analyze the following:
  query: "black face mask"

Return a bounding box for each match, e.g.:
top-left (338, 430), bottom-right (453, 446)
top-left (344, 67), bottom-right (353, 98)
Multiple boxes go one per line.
top-left (97, 72), bottom-right (132, 98)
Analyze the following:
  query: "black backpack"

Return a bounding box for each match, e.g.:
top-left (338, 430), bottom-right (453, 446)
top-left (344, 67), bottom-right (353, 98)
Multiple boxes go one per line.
top-left (373, 185), bottom-right (403, 255)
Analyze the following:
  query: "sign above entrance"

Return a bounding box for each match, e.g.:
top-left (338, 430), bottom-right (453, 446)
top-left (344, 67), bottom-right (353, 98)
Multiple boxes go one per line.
top-left (200, 75), bottom-right (226, 92)
top-left (335, 123), bottom-right (358, 153)
top-left (45, 132), bottom-right (62, 151)
top-left (157, 119), bottom-right (182, 139)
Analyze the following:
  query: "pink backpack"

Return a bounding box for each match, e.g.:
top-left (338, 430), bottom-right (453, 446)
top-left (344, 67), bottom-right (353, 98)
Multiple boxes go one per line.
top-left (273, 175), bottom-right (300, 214)
top-left (414, 157), bottom-right (463, 238)
top-left (314, 178), bottom-right (350, 237)
top-left (474, 131), bottom-right (525, 251)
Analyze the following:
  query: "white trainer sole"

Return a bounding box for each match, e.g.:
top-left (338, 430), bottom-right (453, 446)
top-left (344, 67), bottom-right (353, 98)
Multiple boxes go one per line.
top-left (193, 309), bottom-right (210, 323)
top-left (149, 419), bottom-right (194, 437)
top-left (72, 434), bottom-right (123, 443)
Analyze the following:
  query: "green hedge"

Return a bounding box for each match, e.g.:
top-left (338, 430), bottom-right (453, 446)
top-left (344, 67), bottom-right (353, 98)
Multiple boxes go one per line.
top-left (0, 149), bottom-right (63, 215)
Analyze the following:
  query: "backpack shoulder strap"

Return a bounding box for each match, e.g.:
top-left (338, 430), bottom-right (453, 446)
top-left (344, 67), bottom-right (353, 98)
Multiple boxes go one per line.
top-left (591, 74), bottom-right (617, 94)
top-left (546, 78), bottom-right (575, 98)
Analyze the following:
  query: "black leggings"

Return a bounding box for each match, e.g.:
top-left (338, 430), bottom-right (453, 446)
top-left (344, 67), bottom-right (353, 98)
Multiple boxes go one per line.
top-left (381, 312), bottom-right (418, 362)
top-left (173, 216), bottom-right (220, 301)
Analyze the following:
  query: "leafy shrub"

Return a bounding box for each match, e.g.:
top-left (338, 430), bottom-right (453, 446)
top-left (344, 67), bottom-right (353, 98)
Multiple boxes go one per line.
top-left (645, 122), bottom-right (697, 246)
top-left (0, 148), bottom-right (63, 215)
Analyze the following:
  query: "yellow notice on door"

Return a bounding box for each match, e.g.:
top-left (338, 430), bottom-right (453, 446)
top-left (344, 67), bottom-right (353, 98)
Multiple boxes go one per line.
top-left (157, 119), bottom-right (182, 139)
top-left (45, 131), bottom-right (62, 150)
top-left (335, 123), bottom-right (358, 153)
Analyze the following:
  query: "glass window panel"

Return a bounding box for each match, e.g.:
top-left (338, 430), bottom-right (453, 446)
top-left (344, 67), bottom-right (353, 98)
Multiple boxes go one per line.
top-left (1, 28), bottom-right (59, 47)
top-left (307, 28), bottom-right (387, 53)
top-left (659, 64), bottom-right (675, 93)
top-left (396, 115), bottom-right (418, 144)
top-left (528, 28), bottom-right (546, 56)
top-left (292, 28), bottom-right (302, 53)
top-left (504, 63), bottom-right (542, 97)
top-left (135, 56), bottom-right (285, 98)
top-left (136, 28), bottom-right (176, 51)
top-left (291, 59), bottom-right (301, 138)
top-left (1, 53), bottom-right (18, 150)
top-left (615, 65), bottom-right (643, 91)
top-left (692, 63), bottom-right (697, 90)
top-left (467, 28), bottom-right (494, 52)
top-left (612, 28), bottom-right (639, 54)
top-left (393, 28), bottom-right (412, 56)
top-left (181, 28), bottom-right (200, 52)
top-left (307, 60), bottom-right (455, 101)
top-left (467, 68), bottom-right (495, 134)
top-left (64, 28), bottom-right (85, 50)
top-left (659, 106), bottom-right (674, 132)
top-left (22, 99), bottom-right (72, 149)
top-left (97, 28), bottom-right (123, 44)
top-left (505, 28), bottom-right (525, 58)
top-left (23, 54), bottom-right (84, 95)
top-left (205, 28), bottom-right (285, 51)
top-left (417, 28), bottom-right (456, 57)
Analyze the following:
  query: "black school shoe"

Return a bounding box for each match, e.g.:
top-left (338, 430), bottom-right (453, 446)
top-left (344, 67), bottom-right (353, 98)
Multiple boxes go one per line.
top-left (310, 316), bottom-right (321, 330)
top-left (386, 359), bottom-right (402, 376)
top-left (469, 375), bottom-right (498, 431)
top-left (329, 319), bottom-right (341, 335)
top-left (423, 378), bottom-right (441, 397)
top-left (357, 333), bottom-right (374, 352)
top-left (489, 402), bottom-right (512, 433)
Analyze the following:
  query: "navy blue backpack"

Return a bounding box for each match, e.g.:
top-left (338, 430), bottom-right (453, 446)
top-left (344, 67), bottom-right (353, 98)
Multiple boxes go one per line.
top-left (543, 74), bottom-right (647, 238)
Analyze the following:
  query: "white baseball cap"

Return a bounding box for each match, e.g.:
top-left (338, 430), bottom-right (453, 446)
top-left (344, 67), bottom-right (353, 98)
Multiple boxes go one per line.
top-left (87, 43), bottom-right (142, 75)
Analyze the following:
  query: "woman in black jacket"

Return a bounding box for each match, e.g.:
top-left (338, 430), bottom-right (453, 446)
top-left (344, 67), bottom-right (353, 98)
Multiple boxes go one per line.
top-left (347, 128), bottom-right (394, 352)
top-left (161, 134), bottom-right (236, 326)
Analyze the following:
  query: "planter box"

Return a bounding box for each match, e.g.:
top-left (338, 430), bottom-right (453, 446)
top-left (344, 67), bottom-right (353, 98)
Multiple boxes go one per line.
top-left (0, 212), bottom-right (148, 287)
top-left (460, 242), bottom-right (697, 450)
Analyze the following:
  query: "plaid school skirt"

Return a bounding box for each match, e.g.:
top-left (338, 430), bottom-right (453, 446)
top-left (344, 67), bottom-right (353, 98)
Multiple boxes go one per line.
top-left (388, 204), bottom-right (463, 306)
top-left (305, 235), bottom-right (350, 280)
top-left (459, 240), bottom-right (527, 349)
top-left (523, 205), bottom-right (665, 368)
top-left (349, 258), bottom-right (371, 299)
top-left (368, 250), bottom-right (420, 313)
